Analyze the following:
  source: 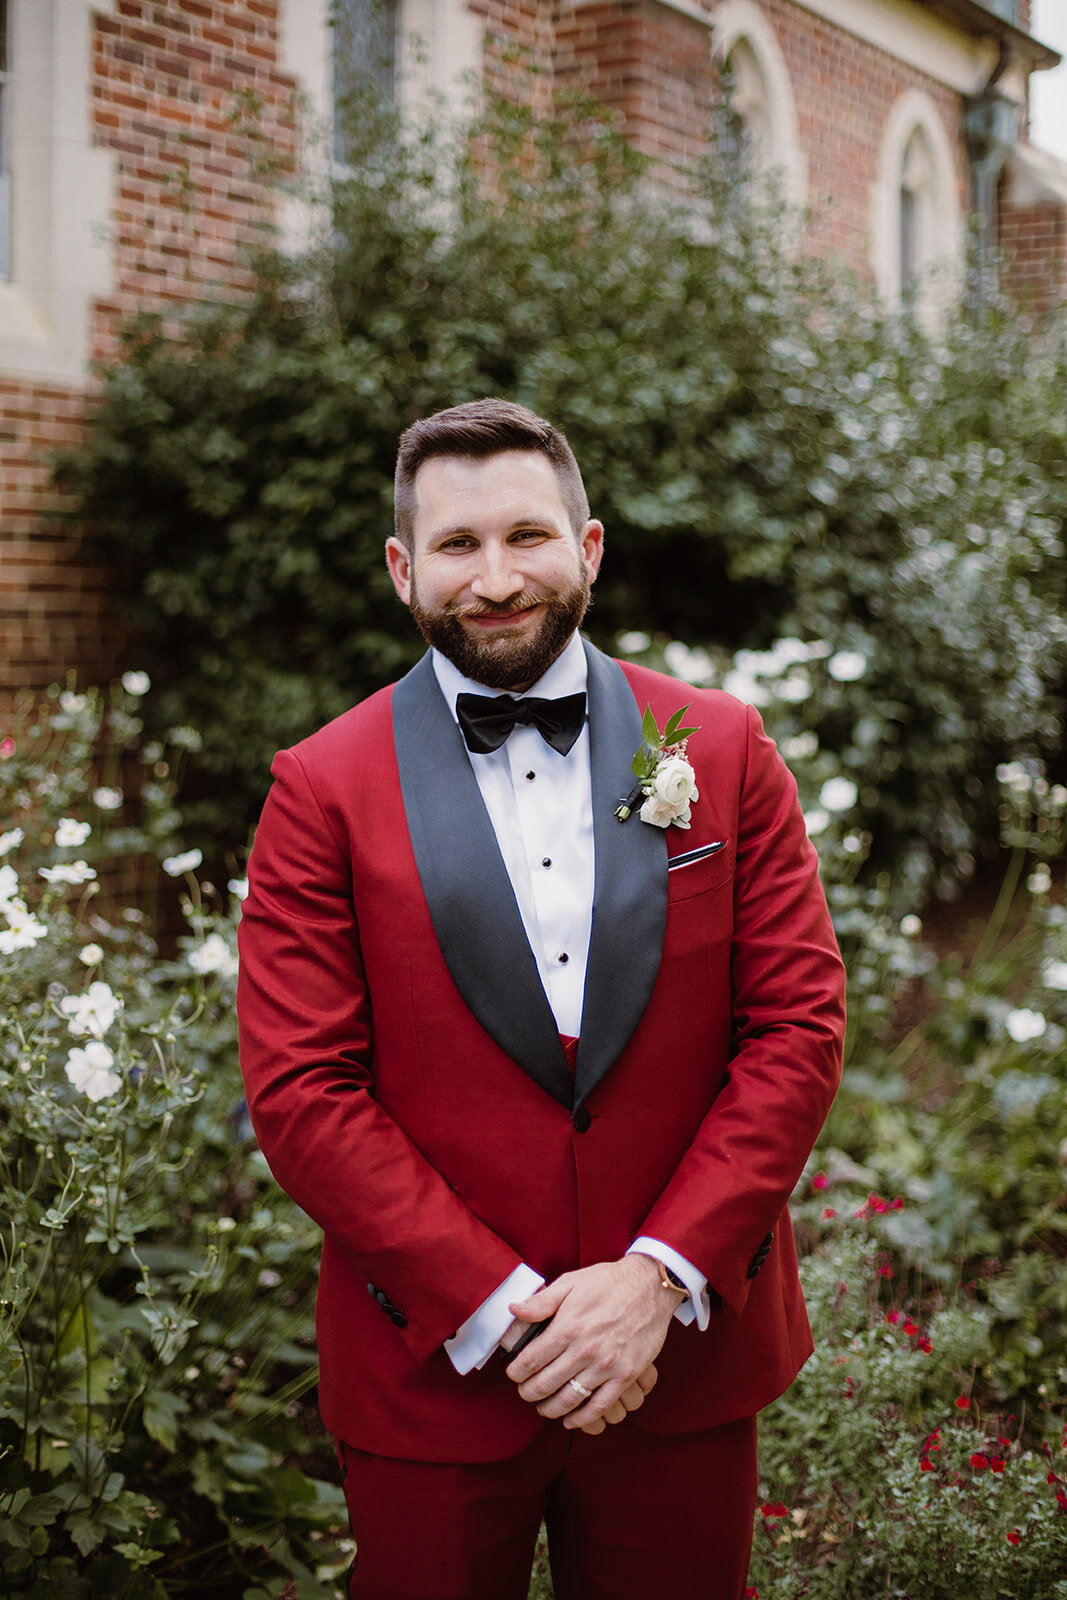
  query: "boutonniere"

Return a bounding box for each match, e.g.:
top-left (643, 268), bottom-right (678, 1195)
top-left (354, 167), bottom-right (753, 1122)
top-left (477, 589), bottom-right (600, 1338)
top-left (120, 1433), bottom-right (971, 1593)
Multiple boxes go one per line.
top-left (616, 704), bottom-right (701, 828)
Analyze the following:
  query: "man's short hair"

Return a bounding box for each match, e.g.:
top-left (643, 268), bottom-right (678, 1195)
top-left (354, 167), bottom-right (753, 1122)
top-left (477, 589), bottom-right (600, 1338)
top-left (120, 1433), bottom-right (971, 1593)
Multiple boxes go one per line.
top-left (394, 398), bottom-right (591, 549)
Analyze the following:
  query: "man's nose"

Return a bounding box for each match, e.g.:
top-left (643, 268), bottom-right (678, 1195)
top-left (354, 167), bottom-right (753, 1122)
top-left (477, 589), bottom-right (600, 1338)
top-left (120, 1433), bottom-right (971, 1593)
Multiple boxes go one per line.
top-left (470, 544), bottom-right (524, 603)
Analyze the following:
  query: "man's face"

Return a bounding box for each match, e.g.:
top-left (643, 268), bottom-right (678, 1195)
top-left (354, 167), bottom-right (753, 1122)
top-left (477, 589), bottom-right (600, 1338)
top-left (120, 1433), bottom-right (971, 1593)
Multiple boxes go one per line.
top-left (386, 451), bottom-right (604, 692)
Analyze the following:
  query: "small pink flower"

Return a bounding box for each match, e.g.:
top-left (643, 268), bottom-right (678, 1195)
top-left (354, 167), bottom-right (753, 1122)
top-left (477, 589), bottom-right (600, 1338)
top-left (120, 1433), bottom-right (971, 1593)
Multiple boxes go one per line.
top-left (891, 1197), bottom-right (906, 1211)
top-left (811, 1172), bottom-right (828, 1192)
top-left (885, 1310), bottom-right (901, 1325)
top-left (0, 737), bottom-right (14, 758)
top-left (822, 1206), bottom-right (837, 1220)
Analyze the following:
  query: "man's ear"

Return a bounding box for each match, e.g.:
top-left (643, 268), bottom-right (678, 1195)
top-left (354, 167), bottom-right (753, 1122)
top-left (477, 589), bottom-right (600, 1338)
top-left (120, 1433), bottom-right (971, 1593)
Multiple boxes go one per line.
top-left (385, 536), bottom-right (413, 605)
top-left (581, 520), bottom-right (605, 585)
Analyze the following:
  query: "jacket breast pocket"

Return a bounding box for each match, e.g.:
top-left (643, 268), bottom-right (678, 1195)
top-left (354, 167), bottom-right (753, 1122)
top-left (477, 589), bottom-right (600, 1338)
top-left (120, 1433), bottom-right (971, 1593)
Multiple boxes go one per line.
top-left (666, 838), bottom-right (733, 902)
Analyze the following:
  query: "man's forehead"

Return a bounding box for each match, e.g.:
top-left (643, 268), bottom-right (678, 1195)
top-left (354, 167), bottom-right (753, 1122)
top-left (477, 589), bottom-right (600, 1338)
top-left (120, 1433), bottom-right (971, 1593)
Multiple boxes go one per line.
top-left (411, 450), bottom-right (571, 529)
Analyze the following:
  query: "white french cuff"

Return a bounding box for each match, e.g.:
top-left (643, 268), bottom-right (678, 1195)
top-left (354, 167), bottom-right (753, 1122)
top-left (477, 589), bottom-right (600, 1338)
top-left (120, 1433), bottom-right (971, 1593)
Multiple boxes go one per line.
top-left (628, 1237), bottom-right (711, 1330)
top-left (444, 1262), bottom-right (546, 1375)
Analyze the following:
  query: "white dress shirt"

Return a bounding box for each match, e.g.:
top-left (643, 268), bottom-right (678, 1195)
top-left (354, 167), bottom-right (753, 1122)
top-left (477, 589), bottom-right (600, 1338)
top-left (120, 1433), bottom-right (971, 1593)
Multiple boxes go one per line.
top-left (432, 635), bottom-right (711, 1373)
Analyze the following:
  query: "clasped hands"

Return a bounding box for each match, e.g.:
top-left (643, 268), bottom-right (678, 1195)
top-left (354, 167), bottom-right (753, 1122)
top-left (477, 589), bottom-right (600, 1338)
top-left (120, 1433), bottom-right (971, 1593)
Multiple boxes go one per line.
top-left (500, 1254), bottom-right (682, 1437)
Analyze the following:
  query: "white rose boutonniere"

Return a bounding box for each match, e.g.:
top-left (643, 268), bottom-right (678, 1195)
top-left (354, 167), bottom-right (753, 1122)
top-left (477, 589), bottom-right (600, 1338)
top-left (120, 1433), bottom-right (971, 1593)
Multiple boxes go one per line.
top-left (616, 704), bottom-right (701, 829)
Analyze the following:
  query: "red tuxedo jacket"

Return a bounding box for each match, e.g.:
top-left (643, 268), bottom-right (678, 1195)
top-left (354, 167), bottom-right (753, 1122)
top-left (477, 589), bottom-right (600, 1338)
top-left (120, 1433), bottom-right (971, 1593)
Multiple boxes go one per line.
top-left (236, 642), bottom-right (845, 1462)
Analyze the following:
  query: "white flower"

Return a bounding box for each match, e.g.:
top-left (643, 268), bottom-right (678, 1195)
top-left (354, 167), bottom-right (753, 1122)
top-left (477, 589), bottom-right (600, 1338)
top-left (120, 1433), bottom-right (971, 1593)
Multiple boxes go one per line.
top-left (900, 914), bottom-right (922, 938)
top-left (121, 670), bottom-right (151, 696)
top-left (92, 787), bottom-right (123, 811)
top-left (79, 943), bottom-right (105, 966)
top-left (0, 902), bottom-right (48, 952)
top-left (827, 650), bottom-right (867, 682)
top-left (775, 671), bottom-right (812, 704)
top-left (216, 1216), bottom-right (237, 1233)
top-left (641, 794), bottom-right (689, 829)
top-left (996, 761), bottom-right (1033, 795)
top-left (618, 630), bottom-right (651, 655)
top-left (163, 849), bottom-right (203, 877)
top-left (54, 818), bottom-right (91, 848)
top-left (60, 980), bottom-right (122, 1039)
top-left (781, 732), bottom-right (818, 761)
top-left (0, 828), bottom-right (23, 856)
top-left (227, 877), bottom-right (249, 902)
top-left (804, 808), bottom-right (830, 836)
top-left (188, 932), bottom-right (238, 979)
top-left (1028, 864), bottom-right (1052, 896)
top-left (258, 1269), bottom-right (282, 1289)
top-left (770, 637), bottom-right (811, 667)
top-left (1041, 959), bottom-right (1067, 991)
top-left (167, 726), bottom-right (203, 752)
top-left (39, 861), bottom-right (97, 886)
top-left (59, 691), bottom-right (88, 714)
top-left (65, 1041), bottom-right (122, 1102)
top-left (1004, 1008), bottom-right (1047, 1043)
top-left (0, 864), bottom-right (19, 906)
top-left (819, 777), bottom-right (858, 813)
top-left (652, 755), bottom-right (699, 811)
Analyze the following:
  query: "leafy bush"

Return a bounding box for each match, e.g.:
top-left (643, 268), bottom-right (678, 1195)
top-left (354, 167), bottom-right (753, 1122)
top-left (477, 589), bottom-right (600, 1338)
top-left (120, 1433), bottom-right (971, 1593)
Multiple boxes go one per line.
top-left (0, 686), bottom-right (347, 1598)
top-left (54, 89), bottom-right (1067, 883)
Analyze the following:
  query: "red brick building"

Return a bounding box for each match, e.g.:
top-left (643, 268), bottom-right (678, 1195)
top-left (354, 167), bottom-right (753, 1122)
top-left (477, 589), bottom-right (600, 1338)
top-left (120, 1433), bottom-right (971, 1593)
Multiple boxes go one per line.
top-left (0, 0), bottom-right (1063, 696)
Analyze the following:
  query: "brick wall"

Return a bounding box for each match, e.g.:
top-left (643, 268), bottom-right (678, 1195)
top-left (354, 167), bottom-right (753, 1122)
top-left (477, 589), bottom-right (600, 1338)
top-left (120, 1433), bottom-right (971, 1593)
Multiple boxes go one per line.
top-left (1, 0), bottom-right (298, 702)
top-left (999, 194), bottom-right (1067, 311)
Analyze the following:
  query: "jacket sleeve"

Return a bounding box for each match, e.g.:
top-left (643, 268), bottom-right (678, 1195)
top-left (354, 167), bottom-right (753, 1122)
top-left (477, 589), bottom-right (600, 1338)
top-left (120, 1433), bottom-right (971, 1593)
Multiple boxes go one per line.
top-left (638, 703), bottom-right (846, 1316)
top-left (236, 746), bottom-right (523, 1365)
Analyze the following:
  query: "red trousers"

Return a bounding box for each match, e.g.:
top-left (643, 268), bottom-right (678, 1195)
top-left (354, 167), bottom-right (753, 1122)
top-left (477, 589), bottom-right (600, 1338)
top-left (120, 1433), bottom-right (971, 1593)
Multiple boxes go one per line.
top-left (337, 1414), bottom-right (758, 1600)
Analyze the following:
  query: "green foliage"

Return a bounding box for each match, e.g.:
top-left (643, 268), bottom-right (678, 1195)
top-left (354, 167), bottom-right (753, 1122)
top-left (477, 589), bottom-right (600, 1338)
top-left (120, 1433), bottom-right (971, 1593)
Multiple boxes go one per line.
top-left (0, 689), bottom-right (348, 1598)
top-left (54, 87), bottom-right (1066, 879)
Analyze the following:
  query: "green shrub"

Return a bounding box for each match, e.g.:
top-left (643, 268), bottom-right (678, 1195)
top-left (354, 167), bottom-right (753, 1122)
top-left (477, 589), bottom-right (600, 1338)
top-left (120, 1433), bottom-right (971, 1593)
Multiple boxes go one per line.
top-left (0, 685), bottom-right (347, 1598)
top-left (54, 90), bottom-right (1067, 884)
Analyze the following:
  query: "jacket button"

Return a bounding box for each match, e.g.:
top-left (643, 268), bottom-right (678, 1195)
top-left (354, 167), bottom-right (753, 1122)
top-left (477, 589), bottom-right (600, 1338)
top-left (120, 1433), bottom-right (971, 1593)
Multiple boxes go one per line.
top-left (390, 1311), bottom-right (408, 1329)
top-left (572, 1107), bottom-right (591, 1133)
top-left (366, 1281), bottom-right (376, 1298)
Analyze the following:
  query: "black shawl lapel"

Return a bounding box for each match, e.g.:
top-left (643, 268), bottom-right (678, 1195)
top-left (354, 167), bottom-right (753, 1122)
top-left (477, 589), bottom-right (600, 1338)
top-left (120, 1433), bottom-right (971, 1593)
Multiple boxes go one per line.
top-left (392, 654), bottom-right (573, 1108)
top-left (574, 641), bottom-right (668, 1108)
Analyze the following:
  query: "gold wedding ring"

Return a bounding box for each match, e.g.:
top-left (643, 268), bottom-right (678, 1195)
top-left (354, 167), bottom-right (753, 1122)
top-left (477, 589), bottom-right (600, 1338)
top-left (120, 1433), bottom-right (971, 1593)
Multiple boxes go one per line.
top-left (568, 1378), bottom-right (593, 1398)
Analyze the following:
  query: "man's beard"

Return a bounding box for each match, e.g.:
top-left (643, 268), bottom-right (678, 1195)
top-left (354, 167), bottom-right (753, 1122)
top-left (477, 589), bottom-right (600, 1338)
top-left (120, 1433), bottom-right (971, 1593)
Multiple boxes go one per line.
top-left (409, 571), bottom-right (591, 691)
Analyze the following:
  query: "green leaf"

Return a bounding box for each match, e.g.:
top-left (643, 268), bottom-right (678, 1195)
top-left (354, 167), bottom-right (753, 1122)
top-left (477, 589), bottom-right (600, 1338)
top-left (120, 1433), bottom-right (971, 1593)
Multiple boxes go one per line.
top-left (641, 704), bottom-right (660, 748)
top-left (662, 703), bottom-right (691, 742)
top-left (143, 1388), bottom-right (188, 1453)
top-left (669, 725), bottom-right (699, 743)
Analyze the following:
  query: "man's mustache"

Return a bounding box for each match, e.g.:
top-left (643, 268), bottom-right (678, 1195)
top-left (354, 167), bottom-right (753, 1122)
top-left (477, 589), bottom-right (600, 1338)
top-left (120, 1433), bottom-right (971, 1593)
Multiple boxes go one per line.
top-left (453, 594), bottom-right (550, 619)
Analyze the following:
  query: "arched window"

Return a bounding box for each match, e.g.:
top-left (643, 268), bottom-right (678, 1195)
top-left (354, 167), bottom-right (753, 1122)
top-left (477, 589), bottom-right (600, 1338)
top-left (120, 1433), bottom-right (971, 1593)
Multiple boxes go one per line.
top-left (710, 1), bottom-right (806, 210)
top-left (872, 91), bottom-right (961, 317)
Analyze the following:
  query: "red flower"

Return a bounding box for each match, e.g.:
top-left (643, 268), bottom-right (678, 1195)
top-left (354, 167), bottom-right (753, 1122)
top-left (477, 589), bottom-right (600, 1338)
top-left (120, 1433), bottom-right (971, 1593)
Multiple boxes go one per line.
top-left (811, 1172), bottom-right (828, 1192)
top-left (869, 1193), bottom-right (889, 1214)
top-left (904, 1320), bottom-right (919, 1337)
top-left (919, 1458), bottom-right (935, 1472)
top-left (1006, 1529), bottom-right (1022, 1546)
top-left (955, 1395), bottom-right (971, 1409)
top-left (879, 1263), bottom-right (894, 1279)
top-left (924, 1428), bottom-right (942, 1452)
top-left (1057, 1490), bottom-right (1067, 1511)
top-left (746, 1590), bottom-right (760, 1599)
top-left (971, 1454), bottom-right (989, 1471)
top-left (1047, 1472), bottom-right (1060, 1485)
top-left (822, 1206), bottom-right (837, 1220)
top-left (885, 1310), bottom-right (901, 1325)
top-left (917, 1337), bottom-right (933, 1353)
top-left (891, 1196), bottom-right (906, 1210)
top-left (991, 1458), bottom-right (1006, 1474)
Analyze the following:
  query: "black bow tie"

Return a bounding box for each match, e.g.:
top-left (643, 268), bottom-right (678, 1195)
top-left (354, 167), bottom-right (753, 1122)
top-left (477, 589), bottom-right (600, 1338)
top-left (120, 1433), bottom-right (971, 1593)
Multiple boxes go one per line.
top-left (455, 691), bottom-right (587, 757)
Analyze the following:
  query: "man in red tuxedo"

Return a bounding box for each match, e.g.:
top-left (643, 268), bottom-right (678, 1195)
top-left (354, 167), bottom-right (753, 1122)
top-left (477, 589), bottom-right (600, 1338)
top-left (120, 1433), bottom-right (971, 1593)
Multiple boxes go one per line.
top-left (237, 399), bottom-right (845, 1600)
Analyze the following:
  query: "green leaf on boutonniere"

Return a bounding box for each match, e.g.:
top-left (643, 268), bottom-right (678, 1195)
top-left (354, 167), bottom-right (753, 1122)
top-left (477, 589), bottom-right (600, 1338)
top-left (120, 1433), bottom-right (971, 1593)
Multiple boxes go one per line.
top-left (662, 704), bottom-right (691, 743)
top-left (641, 704), bottom-right (660, 747)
